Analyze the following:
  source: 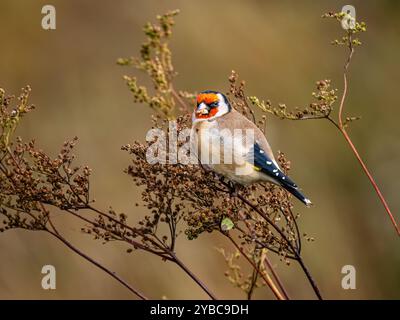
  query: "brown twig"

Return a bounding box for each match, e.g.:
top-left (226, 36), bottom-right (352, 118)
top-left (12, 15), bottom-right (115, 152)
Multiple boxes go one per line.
top-left (2, 146), bottom-right (217, 299)
top-left (233, 190), bottom-right (322, 300)
top-left (45, 216), bottom-right (147, 300)
top-left (262, 251), bottom-right (291, 300)
top-left (64, 208), bottom-right (173, 259)
top-left (82, 205), bottom-right (217, 299)
top-left (247, 259), bottom-right (260, 300)
top-left (338, 127), bottom-right (399, 235)
top-left (76, 210), bottom-right (217, 299)
top-left (235, 224), bottom-right (296, 259)
top-left (336, 39), bottom-right (399, 235)
top-left (171, 86), bottom-right (190, 113)
top-left (225, 232), bottom-right (285, 300)
top-left (196, 163), bottom-right (320, 298)
top-left (169, 251), bottom-right (217, 300)
top-left (64, 208), bottom-right (218, 299)
top-left (279, 33), bottom-right (399, 236)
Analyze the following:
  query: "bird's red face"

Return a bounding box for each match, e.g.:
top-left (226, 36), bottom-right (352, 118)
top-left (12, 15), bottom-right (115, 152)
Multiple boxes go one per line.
top-left (194, 92), bottom-right (220, 119)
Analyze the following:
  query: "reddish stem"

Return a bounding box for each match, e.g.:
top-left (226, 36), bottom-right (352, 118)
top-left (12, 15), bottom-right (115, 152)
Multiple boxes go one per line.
top-left (337, 40), bottom-right (399, 236)
top-left (263, 253), bottom-right (291, 299)
top-left (339, 127), bottom-right (400, 235)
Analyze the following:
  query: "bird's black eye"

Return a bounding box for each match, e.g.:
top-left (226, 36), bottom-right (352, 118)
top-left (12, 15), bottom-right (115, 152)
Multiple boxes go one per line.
top-left (209, 101), bottom-right (218, 108)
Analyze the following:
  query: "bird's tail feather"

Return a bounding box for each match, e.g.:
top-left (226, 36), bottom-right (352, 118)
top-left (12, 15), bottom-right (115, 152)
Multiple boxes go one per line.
top-left (279, 181), bottom-right (312, 207)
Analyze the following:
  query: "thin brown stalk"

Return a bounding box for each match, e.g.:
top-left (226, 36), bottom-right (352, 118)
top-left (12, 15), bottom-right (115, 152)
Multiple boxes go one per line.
top-left (337, 40), bottom-right (399, 236)
top-left (196, 166), bottom-right (320, 298)
top-left (46, 217), bottom-right (147, 300)
top-left (4, 148), bottom-right (216, 299)
top-left (338, 127), bottom-right (399, 235)
top-left (83, 206), bottom-right (217, 299)
top-left (171, 86), bottom-right (190, 113)
top-left (235, 224), bottom-right (296, 259)
top-left (262, 251), bottom-right (291, 300)
top-left (294, 36), bottom-right (399, 235)
top-left (64, 209), bottom-right (217, 299)
top-left (169, 251), bottom-right (217, 300)
top-left (225, 232), bottom-right (285, 300)
top-left (246, 251), bottom-right (261, 300)
top-left (84, 204), bottom-right (168, 253)
top-left (63, 208), bottom-right (173, 259)
top-left (234, 191), bottom-right (323, 300)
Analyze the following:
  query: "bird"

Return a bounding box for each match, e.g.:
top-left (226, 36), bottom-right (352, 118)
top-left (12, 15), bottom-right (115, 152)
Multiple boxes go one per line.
top-left (191, 90), bottom-right (312, 206)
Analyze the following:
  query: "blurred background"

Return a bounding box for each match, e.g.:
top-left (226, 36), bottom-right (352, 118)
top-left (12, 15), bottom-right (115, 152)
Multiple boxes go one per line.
top-left (0, 0), bottom-right (399, 299)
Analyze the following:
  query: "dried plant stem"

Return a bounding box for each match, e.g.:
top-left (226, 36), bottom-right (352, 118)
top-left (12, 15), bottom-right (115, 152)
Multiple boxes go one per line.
top-left (66, 208), bottom-right (218, 299)
top-left (64, 208), bottom-right (172, 259)
top-left (225, 233), bottom-right (285, 300)
top-left (84, 204), bottom-right (171, 256)
top-left (335, 44), bottom-right (399, 236)
top-left (82, 206), bottom-right (217, 299)
top-left (169, 252), bottom-right (217, 300)
top-left (2, 146), bottom-right (217, 300)
top-left (338, 43), bottom-right (354, 126)
top-left (61, 206), bottom-right (217, 299)
top-left (46, 217), bottom-right (147, 300)
top-left (247, 260), bottom-right (260, 300)
top-left (262, 252), bottom-right (291, 300)
top-left (205, 174), bottom-right (321, 299)
top-left (235, 224), bottom-right (295, 259)
top-left (66, 206), bottom-right (216, 299)
top-left (339, 127), bottom-right (399, 235)
top-left (234, 192), bottom-right (323, 300)
top-left (171, 86), bottom-right (190, 113)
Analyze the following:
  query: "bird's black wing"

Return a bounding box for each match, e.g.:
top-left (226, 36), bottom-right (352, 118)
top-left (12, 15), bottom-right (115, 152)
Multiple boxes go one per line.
top-left (249, 143), bottom-right (311, 206)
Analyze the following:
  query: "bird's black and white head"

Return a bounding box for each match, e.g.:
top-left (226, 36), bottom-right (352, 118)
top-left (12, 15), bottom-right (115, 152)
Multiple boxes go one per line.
top-left (192, 90), bottom-right (231, 123)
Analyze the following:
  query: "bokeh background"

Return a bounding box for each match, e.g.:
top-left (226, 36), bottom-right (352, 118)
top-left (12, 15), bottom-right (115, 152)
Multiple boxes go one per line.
top-left (0, 0), bottom-right (399, 299)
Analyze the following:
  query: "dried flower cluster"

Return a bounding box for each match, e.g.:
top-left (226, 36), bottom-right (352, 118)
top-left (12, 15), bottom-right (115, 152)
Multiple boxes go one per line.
top-left (117, 10), bottom-right (180, 118)
top-left (249, 79), bottom-right (337, 121)
top-left (0, 88), bottom-right (89, 233)
top-left (217, 247), bottom-right (267, 299)
top-left (247, 12), bottom-right (366, 129)
top-left (1, 86), bottom-right (34, 149)
top-left (322, 11), bottom-right (367, 46)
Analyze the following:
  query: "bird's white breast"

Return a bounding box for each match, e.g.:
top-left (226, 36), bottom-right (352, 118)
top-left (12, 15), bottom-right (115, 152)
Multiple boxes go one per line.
top-left (191, 119), bottom-right (262, 185)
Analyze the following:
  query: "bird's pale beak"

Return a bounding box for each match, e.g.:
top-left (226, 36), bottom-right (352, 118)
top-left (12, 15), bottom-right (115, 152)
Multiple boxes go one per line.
top-left (195, 102), bottom-right (209, 116)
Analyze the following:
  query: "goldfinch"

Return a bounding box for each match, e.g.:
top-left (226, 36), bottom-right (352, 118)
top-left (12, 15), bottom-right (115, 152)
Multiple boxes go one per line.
top-left (191, 90), bottom-right (312, 206)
